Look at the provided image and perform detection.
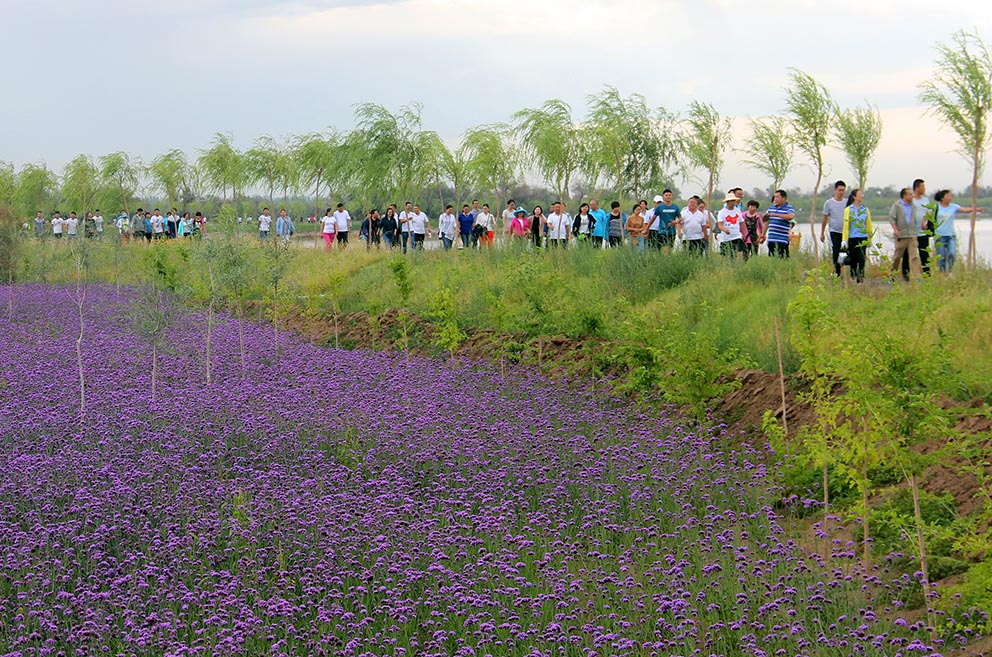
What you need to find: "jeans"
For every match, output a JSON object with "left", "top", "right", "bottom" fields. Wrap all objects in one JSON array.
[
  {"left": 459, "top": 233, "right": 470, "bottom": 248},
  {"left": 383, "top": 233, "right": 396, "bottom": 249},
  {"left": 401, "top": 231, "right": 410, "bottom": 254},
  {"left": 936, "top": 235, "right": 956, "bottom": 272},
  {"left": 441, "top": 236, "right": 453, "bottom": 251}
]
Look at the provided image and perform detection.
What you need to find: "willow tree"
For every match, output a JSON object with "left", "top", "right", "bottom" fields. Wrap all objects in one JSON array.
[
  {"left": 834, "top": 104, "right": 883, "bottom": 190},
  {"left": 149, "top": 149, "right": 190, "bottom": 210},
  {"left": 919, "top": 29, "right": 992, "bottom": 268},
  {"left": 685, "top": 101, "right": 733, "bottom": 243},
  {"left": 294, "top": 131, "right": 338, "bottom": 221},
  {"left": 244, "top": 136, "right": 281, "bottom": 208},
  {"left": 784, "top": 69, "right": 834, "bottom": 258},
  {"left": 197, "top": 132, "right": 244, "bottom": 208},
  {"left": 0, "top": 162, "right": 14, "bottom": 212},
  {"left": 61, "top": 155, "right": 100, "bottom": 217},
  {"left": 99, "top": 151, "right": 141, "bottom": 215},
  {"left": 742, "top": 116, "right": 794, "bottom": 193},
  {"left": 351, "top": 102, "right": 431, "bottom": 208},
  {"left": 440, "top": 143, "right": 473, "bottom": 211},
  {"left": 462, "top": 123, "right": 518, "bottom": 213},
  {"left": 583, "top": 86, "right": 674, "bottom": 202},
  {"left": 513, "top": 99, "right": 582, "bottom": 202},
  {"left": 15, "top": 163, "right": 58, "bottom": 219}
]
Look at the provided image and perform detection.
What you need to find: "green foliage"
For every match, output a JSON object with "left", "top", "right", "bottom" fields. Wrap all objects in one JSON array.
[
  {"left": 428, "top": 286, "right": 466, "bottom": 356},
  {"left": 742, "top": 116, "right": 794, "bottom": 192}
]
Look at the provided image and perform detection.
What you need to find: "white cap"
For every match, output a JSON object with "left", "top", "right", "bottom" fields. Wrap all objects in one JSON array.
[{"left": 653, "top": 195, "right": 664, "bottom": 203}]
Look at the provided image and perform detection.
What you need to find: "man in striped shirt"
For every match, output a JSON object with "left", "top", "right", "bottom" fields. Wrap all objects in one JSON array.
[{"left": 761, "top": 189, "right": 795, "bottom": 258}]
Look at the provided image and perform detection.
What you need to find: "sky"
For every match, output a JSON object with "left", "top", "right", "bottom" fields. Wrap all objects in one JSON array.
[{"left": 3, "top": 0, "right": 992, "bottom": 196}]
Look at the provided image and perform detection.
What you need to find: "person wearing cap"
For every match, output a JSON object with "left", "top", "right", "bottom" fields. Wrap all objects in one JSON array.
[
  {"left": 510, "top": 207, "right": 528, "bottom": 240},
  {"left": 717, "top": 192, "right": 745, "bottom": 257}
]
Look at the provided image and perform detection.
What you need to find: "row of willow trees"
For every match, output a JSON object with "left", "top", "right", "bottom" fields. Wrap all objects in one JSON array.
[{"left": 1, "top": 30, "right": 990, "bottom": 265}]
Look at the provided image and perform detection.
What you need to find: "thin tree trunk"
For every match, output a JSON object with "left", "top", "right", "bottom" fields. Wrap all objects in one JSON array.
[
  {"left": 334, "top": 312, "right": 340, "bottom": 350},
  {"left": 314, "top": 180, "right": 321, "bottom": 249},
  {"left": 775, "top": 317, "right": 789, "bottom": 448},
  {"left": 810, "top": 166, "right": 823, "bottom": 260},
  {"left": 970, "top": 158, "right": 979, "bottom": 268},
  {"left": 273, "top": 280, "right": 280, "bottom": 368},
  {"left": 238, "top": 301, "right": 246, "bottom": 376},
  {"left": 910, "top": 473, "right": 936, "bottom": 640},
  {"left": 76, "top": 294, "right": 86, "bottom": 423},
  {"left": 862, "top": 470, "right": 871, "bottom": 567},
  {"left": 822, "top": 462, "right": 829, "bottom": 519},
  {"left": 7, "top": 267, "right": 13, "bottom": 322},
  {"left": 151, "top": 343, "right": 158, "bottom": 403}
]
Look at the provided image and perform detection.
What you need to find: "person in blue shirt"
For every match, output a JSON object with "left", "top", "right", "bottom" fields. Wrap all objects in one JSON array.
[
  {"left": 933, "top": 189, "right": 983, "bottom": 272},
  {"left": 761, "top": 189, "right": 796, "bottom": 258},
  {"left": 457, "top": 204, "right": 474, "bottom": 249},
  {"left": 651, "top": 189, "right": 680, "bottom": 250},
  {"left": 589, "top": 199, "right": 609, "bottom": 248}
]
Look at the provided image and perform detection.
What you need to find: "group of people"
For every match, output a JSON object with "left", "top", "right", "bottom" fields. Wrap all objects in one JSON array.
[{"left": 28, "top": 179, "right": 977, "bottom": 281}]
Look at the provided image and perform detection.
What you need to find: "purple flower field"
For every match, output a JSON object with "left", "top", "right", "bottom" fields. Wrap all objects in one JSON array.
[{"left": 0, "top": 285, "right": 969, "bottom": 656}]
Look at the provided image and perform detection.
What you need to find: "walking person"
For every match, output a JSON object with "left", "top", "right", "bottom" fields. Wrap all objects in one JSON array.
[
  {"left": 258, "top": 208, "right": 273, "bottom": 239},
  {"left": 529, "top": 205, "right": 545, "bottom": 249},
  {"left": 717, "top": 193, "right": 745, "bottom": 257},
  {"left": 510, "top": 207, "right": 528, "bottom": 242},
  {"left": 626, "top": 203, "right": 646, "bottom": 250},
  {"left": 51, "top": 212, "right": 65, "bottom": 239},
  {"left": 903, "top": 178, "right": 932, "bottom": 277},
  {"left": 409, "top": 204, "right": 430, "bottom": 250},
  {"left": 276, "top": 208, "right": 295, "bottom": 242},
  {"left": 589, "top": 199, "right": 609, "bottom": 248},
  {"left": 475, "top": 204, "right": 495, "bottom": 249},
  {"left": 606, "top": 202, "right": 625, "bottom": 248},
  {"left": 889, "top": 187, "right": 922, "bottom": 282},
  {"left": 571, "top": 202, "right": 595, "bottom": 243},
  {"left": 501, "top": 199, "right": 517, "bottom": 241},
  {"left": 678, "top": 196, "right": 709, "bottom": 255},
  {"left": 820, "top": 180, "right": 848, "bottom": 275},
  {"left": 761, "top": 190, "right": 796, "bottom": 258},
  {"left": 545, "top": 202, "right": 571, "bottom": 247},
  {"left": 398, "top": 201, "right": 414, "bottom": 254},
  {"left": 457, "top": 205, "right": 474, "bottom": 249},
  {"left": 438, "top": 205, "right": 457, "bottom": 251},
  {"left": 933, "top": 189, "right": 982, "bottom": 273},
  {"left": 33, "top": 211, "right": 45, "bottom": 238},
  {"left": 842, "top": 188, "right": 874, "bottom": 284},
  {"left": 742, "top": 201, "right": 763, "bottom": 258},
  {"left": 333, "top": 203, "right": 352, "bottom": 248},
  {"left": 320, "top": 208, "right": 336, "bottom": 249},
  {"left": 380, "top": 207, "right": 398, "bottom": 249},
  {"left": 650, "top": 190, "right": 680, "bottom": 250}
]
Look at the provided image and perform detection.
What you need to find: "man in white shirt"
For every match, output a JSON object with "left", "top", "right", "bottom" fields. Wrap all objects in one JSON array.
[
  {"left": 545, "top": 202, "right": 570, "bottom": 247},
  {"left": 410, "top": 203, "right": 430, "bottom": 250},
  {"left": 678, "top": 196, "right": 709, "bottom": 255},
  {"left": 398, "top": 201, "right": 414, "bottom": 254},
  {"left": 258, "top": 207, "right": 273, "bottom": 239},
  {"left": 66, "top": 212, "right": 79, "bottom": 238},
  {"left": 151, "top": 209, "right": 165, "bottom": 239},
  {"left": 93, "top": 209, "right": 104, "bottom": 239},
  {"left": 51, "top": 212, "right": 65, "bottom": 238},
  {"left": 333, "top": 203, "right": 352, "bottom": 248}
]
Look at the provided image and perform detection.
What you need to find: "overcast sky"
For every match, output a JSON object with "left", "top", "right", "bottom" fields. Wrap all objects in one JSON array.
[{"left": 3, "top": 0, "right": 992, "bottom": 196}]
